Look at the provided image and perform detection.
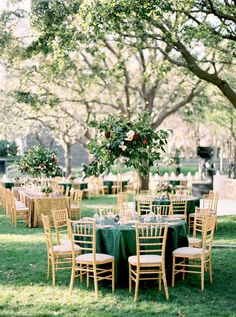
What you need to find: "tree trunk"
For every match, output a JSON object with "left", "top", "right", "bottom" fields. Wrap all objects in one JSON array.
[
  {"left": 64, "top": 142, "right": 72, "bottom": 177},
  {"left": 138, "top": 170, "right": 150, "bottom": 191}
]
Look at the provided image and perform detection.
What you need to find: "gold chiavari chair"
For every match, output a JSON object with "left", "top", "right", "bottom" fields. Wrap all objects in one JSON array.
[
  {"left": 97, "top": 177, "right": 109, "bottom": 195},
  {"left": 211, "top": 191, "right": 219, "bottom": 230},
  {"left": 128, "top": 223, "right": 169, "bottom": 302},
  {"left": 188, "top": 191, "right": 217, "bottom": 233},
  {"left": 117, "top": 191, "right": 128, "bottom": 213},
  {"left": 111, "top": 181, "right": 120, "bottom": 194},
  {"left": 67, "top": 220, "right": 115, "bottom": 298},
  {"left": 41, "top": 214, "right": 80, "bottom": 286},
  {"left": 0, "top": 186, "right": 6, "bottom": 211},
  {"left": 172, "top": 215, "right": 216, "bottom": 291},
  {"left": 170, "top": 198, "right": 187, "bottom": 221},
  {"left": 136, "top": 195, "right": 153, "bottom": 216},
  {"left": 98, "top": 205, "right": 119, "bottom": 216},
  {"left": 152, "top": 204, "right": 172, "bottom": 216},
  {"left": 188, "top": 207, "right": 212, "bottom": 247},
  {"left": 52, "top": 208, "right": 70, "bottom": 245},
  {"left": 69, "top": 189, "right": 83, "bottom": 220},
  {"left": 9, "top": 191, "right": 29, "bottom": 227},
  {"left": 52, "top": 183, "right": 64, "bottom": 195}
]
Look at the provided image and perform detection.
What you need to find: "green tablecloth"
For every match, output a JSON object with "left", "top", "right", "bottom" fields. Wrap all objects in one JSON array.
[
  {"left": 1, "top": 181, "right": 20, "bottom": 189},
  {"left": 59, "top": 182, "right": 88, "bottom": 193},
  {"left": 95, "top": 220, "right": 188, "bottom": 286},
  {"left": 103, "top": 180, "right": 128, "bottom": 194},
  {"left": 169, "top": 180, "right": 180, "bottom": 187}
]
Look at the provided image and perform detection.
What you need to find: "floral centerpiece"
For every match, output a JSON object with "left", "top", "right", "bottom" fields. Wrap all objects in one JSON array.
[
  {"left": 18, "top": 145, "right": 62, "bottom": 177},
  {"left": 87, "top": 112, "right": 168, "bottom": 177},
  {"left": 156, "top": 182, "right": 174, "bottom": 194}
]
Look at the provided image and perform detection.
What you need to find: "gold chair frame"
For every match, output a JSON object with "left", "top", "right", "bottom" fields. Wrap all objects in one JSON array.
[
  {"left": 172, "top": 215, "right": 216, "bottom": 291},
  {"left": 67, "top": 220, "right": 115, "bottom": 298},
  {"left": 128, "top": 223, "right": 169, "bottom": 302}
]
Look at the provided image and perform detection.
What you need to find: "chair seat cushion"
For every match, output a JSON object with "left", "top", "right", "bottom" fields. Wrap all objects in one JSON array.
[
  {"left": 16, "top": 207, "right": 29, "bottom": 212},
  {"left": 76, "top": 253, "right": 114, "bottom": 263},
  {"left": 172, "top": 214, "right": 185, "bottom": 219},
  {"left": 173, "top": 247, "right": 208, "bottom": 257},
  {"left": 128, "top": 254, "right": 162, "bottom": 265},
  {"left": 188, "top": 237, "right": 201, "bottom": 246},
  {"left": 70, "top": 204, "right": 80, "bottom": 209},
  {"left": 52, "top": 243, "right": 80, "bottom": 253}
]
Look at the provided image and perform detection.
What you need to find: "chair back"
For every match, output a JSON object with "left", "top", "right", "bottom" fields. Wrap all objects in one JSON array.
[
  {"left": 211, "top": 191, "right": 219, "bottom": 215},
  {"left": 71, "top": 189, "right": 83, "bottom": 204},
  {"left": 140, "top": 190, "right": 152, "bottom": 195},
  {"left": 67, "top": 220, "right": 96, "bottom": 262},
  {"left": 117, "top": 191, "right": 128, "bottom": 213},
  {"left": 152, "top": 204, "right": 172, "bottom": 216},
  {"left": 136, "top": 195, "right": 152, "bottom": 215},
  {"left": 193, "top": 207, "right": 212, "bottom": 238},
  {"left": 52, "top": 208, "right": 69, "bottom": 244},
  {"left": 175, "top": 188, "right": 191, "bottom": 196},
  {"left": 5, "top": 189, "right": 12, "bottom": 216},
  {"left": 135, "top": 223, "right": 168, "bottom": 263},
  {"left": 41, "top": 214, "right": 53, "bottom": 254},
  {"left": 201, "top": 192, "right": 214, "bottom": 209},
  {"left": 0, "top": 186, "right": 7, "bottom": 211},
  {"left": 170, "top": 199, "right": 187, "bottom": 219},
  {"left": 98, "top": 205, "right": 119, "bottom": 216},
  {"left": 201, "top": 215, "right": 216, "bottom": 255}
]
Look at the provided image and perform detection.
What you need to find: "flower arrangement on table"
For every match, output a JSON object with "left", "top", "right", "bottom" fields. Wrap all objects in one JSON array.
[
  {"left": 86, "top": 112, "right": 168, "bottom": 176},
  {"left": 156, "top": 182, "right": 174, "bottom": 194},
  {"left": 41, "top": 185, "right": 53, "bottom": 195},
  {"left": 18, "top": 145, "right": 62, "bottom": 177}
]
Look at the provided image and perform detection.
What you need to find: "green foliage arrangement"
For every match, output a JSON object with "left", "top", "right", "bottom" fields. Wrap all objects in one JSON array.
[
  {"left": 18, "top": 145, "right": 62, "bottom": 177},
  {"left": 41, "top": 185, "right": 53, "bottom": 194},
  {"left": 87, "top": 113, "right": 168, "bottom": 176},
  {"left": 0, "top": 140, "right": 18, "bottom": 157}
]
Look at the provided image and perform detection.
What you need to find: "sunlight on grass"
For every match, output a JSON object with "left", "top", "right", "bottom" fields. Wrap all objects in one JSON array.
[{"left": 0, "top": 198, "right": 236, "bottom": 316}]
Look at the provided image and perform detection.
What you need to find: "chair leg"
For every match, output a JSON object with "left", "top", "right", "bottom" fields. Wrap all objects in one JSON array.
[
  {"left": 134, "top": 269, "right": 140, "bottom": 303},
  {"left": 182, "top": 259, "right": 186, "bottom": 280},
  {"left": 86, "top": 265, "right": 89, "bottom": 288},
  {"left": 215, "top": 217, "right": 218, "bottom": 231},
  {"left": 47, "top": 256, "right": 50, "bottom": 279},
  {"left": 129, "top": 263, "right": 132, "bottom": 293},
  {"left": 201, "top": 260, "right": 205, "bottom": 291},
  {"left": 112, "top": 260, "right": 115, "bottom": 293},
  {"left": 80, "top": 264, "right": 83, "bottom": 284},
  {"left": 93, "top": 265, "right": 98, "bottom": 299},
  {"left": 172, "top": 256, "right": 176, "bottom": 287},
  {"left": 162, "top": 266, "right": 169, "bottom": 300},
  {"left": 51, "top": 258, "right": 56, "bottom": 286},
  {"left": 209, "top": 257, "right": 213, "bottom": 285},
  {"left": 69, "top": 267, "right": 75, "bottom": 296}
]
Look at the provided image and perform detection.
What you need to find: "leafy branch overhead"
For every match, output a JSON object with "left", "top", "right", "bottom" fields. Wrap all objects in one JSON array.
[{"left": 87, "top": 112, "right": 168, "bottom": 176}]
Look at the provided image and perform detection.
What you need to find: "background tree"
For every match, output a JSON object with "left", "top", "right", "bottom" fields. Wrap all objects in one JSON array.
[{"left": 80, "top": 0, "right": 236, "bottom": 107}]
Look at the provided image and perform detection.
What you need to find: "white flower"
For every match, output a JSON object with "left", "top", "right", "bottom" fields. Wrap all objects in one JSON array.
[
  {"left": 125, "top": 130, "right": 135, "bottom": 141},
  {"left": 119, "top": 141, "right": 127, "bottom": 151}
]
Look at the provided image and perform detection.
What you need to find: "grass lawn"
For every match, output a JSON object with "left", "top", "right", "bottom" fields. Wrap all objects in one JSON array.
[{"left": 0, "top": 196, "right": 236, "bottom": 317}]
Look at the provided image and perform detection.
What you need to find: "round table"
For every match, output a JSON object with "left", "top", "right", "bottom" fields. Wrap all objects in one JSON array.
[{"left": 93, "top": 219, "right": 188, "bottom": 286}]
